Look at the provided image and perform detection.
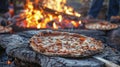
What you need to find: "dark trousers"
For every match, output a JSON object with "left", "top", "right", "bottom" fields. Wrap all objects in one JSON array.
[
  {"left": 88, "top": 0, "right": 119, "bottom": 20},
  {"left": 107, "top": 0, "right": 119, "bottom": 20},
  {"left": 0, "top": 0, "right": 9, "bottom": 13}
]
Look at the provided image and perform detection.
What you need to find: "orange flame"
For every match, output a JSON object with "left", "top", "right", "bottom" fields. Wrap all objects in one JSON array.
[
  {"left": 37, "top": 23, "right": 41, "bottom": 29},
  {"left": 58, "top": 15, "right": 62, "bottom": 22},
  {"left": 71, "top": 21, "right": 79, "bottom": 27},
  {"left": 78, "top": 21, "right": 82, "bottom": 24},
  {"left": 53, "top": 22, "right": 58, "bottom": 29},
  {"left": 43, "top": 0, "right": 80, "bottom": 17},
  {"left": 18, "top": 0, "right": 81, "bottom": 29}
]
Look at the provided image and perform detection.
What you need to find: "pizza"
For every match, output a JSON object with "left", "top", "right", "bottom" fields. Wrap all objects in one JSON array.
[
  {"left": 30, "top": 31, "right": 104, "bottom": 57},
  {"left": 0, "top": 25, "right": 12, "bottom": 33},
  {"left": 85, "top": 22, "right": 119, "bottom": 30},
  {"left": 111, "top": 16, "right": 120, "bottom": 20}
]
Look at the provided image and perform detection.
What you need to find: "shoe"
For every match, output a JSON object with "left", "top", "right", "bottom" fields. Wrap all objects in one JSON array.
[
  {"left": 82, "top": 15, "right": 95, "bottom": 23},
  {"left": 110, "top": 16, "right": 120, "bottom": 23},
  {"left": 85, "top": 15, "right": 94, "bottom": 20}
]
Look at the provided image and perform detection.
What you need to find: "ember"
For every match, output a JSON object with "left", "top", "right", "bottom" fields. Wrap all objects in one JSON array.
[{"left": 16, "top": 0, "right": 81, "bottom": 29}]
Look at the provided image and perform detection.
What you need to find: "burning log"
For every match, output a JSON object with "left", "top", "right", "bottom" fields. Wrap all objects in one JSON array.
[
  {"left": 12, "top": 0, "right": 82, "bottom": 29},
  {"left": 24, "top": 0, "right": 81, "bottom": 20},
  {"left": 41, "top": 6, "right": 81, "bottom": 20}
]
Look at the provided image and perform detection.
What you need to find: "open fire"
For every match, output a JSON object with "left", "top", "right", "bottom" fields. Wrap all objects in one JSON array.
[{"left": 16, "top": 0, "right": 81, "bottom": 29}]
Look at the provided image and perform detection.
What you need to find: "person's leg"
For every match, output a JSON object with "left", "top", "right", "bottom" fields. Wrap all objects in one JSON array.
[
  {"left": 107, "top": 0, "right": 119, "bottom": 21},
  {"left": 0, "top": 0, "right": 9, "bottom": 13},
  {"left": 88, "top": 0, "right": 104, "bottom": 18},
  {"left": 0, "top": 0, "right": 10, "bottom": 26}
]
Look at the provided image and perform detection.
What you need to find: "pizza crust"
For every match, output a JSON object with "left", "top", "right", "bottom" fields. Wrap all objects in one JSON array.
[{"left": 30, "top": 31, "right": 104, "bottom": 57}]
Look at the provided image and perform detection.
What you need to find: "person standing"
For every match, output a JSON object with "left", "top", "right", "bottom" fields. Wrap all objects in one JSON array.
[
  {"left": 0, "top": 0, "right": 9, "bottom": 14},
  {"left": 87, "top": 0, "right": 119, "bottom": 21}
]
